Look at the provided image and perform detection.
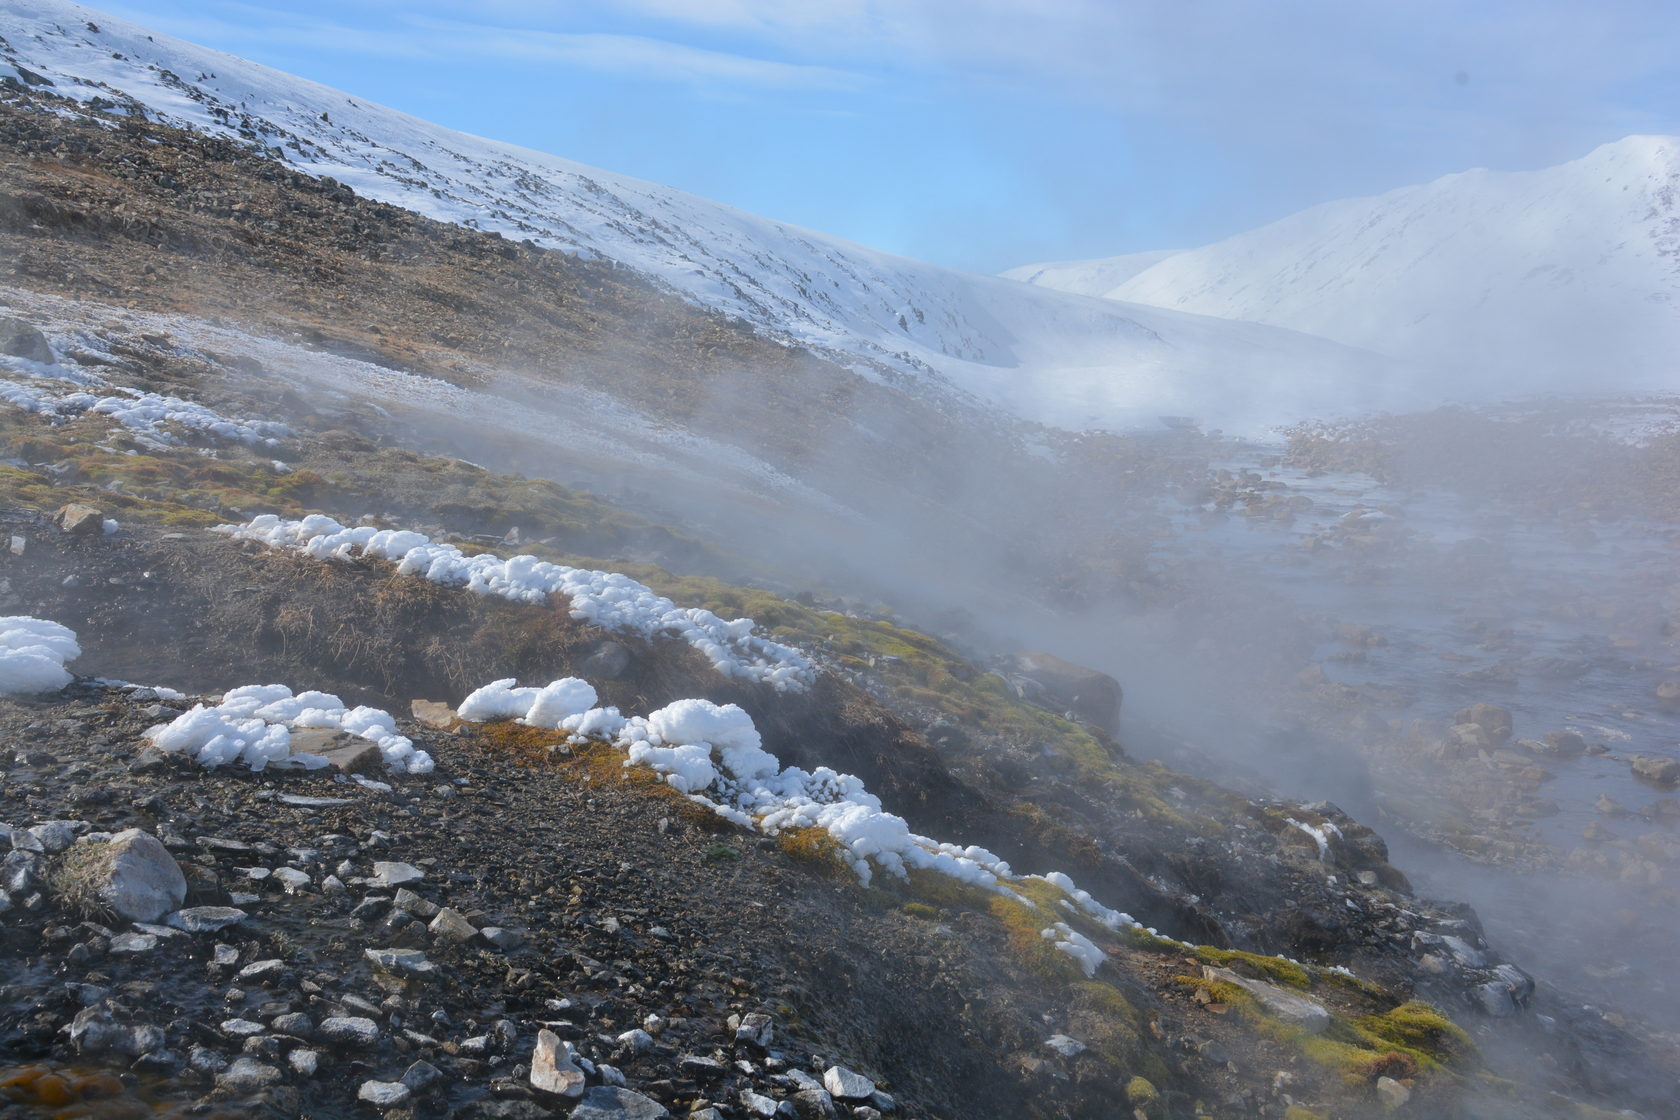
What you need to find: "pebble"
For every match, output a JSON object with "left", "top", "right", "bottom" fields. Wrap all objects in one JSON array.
[
  {"left": 734, "top": 1011, "right": 774, "bottom": 1048},
  {"left": 272, "top": 867, "right": 311, "bottom": 892},
  {"left": 429, "top": 906, "right": 479, "bottom": 944},
  {"left": 110, "top": 931, "right": 157, "bottom": 953},
  {"left": 740, "top": 1088, "right": 782, "bottom": 1117},
  {"left": 221, "top": 1018, "right": 266, "bottom": 1037},
  {"left": 1044, "top": 1034, "right": 1085, "bottom": 1057},
  {"left": 289, "top": 1049, "right": 321, "bottom": 1076}
]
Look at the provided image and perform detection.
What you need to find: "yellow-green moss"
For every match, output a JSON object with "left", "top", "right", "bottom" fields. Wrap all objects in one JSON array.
[
  {"left": 901, "top": 902, "right": 939, "bottom": 920},
  {"left": 1125, "top": 1076, "right": 1160, "bottom": 1107},
  {"left": 987, "top": 894, "right": 1084, "bottom": 983},
  {"left": 1193, "top": 946, "right": 1312, "bottom": 990},
  {"left": 773, "top": 827, "right": 847, "bottom": 875}
]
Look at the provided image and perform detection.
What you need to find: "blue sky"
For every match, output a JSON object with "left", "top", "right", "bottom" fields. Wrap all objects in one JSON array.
[{"left": 101, "top": 0, "right": 1680, "bottom": 274}]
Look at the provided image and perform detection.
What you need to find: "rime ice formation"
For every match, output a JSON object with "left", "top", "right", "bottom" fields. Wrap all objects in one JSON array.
[{"left": 216, "top": 516, "right": 815, "bottom": 691}]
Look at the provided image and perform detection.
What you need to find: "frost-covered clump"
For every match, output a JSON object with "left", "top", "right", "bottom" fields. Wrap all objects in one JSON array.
[
  {"left": 0, "top": 376, "right": 290, "bottom": 450},
  {"left": 1034, "top": 871, "right": 1141, "bottom": 933},
  {"left": 145, "top": 684, "right": 434, "bottom": 773},
  {"left": 0, "top": 616, "right": 81, "bottom": 696},
  {"left": 218, "top": 515, "right": 814, "bottom": 691},
  {"left": 458, "top": 678, "right": 1009, "bottom": 888},
  {"left": 1042, "top": 922, "right": 1106, "bottom": 977}
]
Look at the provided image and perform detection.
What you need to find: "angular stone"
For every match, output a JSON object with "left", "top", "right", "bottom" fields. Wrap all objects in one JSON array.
[
  {"left": 1376, "top": 1075, "right": 1411, "bottom": 1109},
  {"left": 291, "top": 729, "right": 383, "bottom": 775},
  {"left": 56, "top": 503, "right": 104, "bottom": 536},
  {"left": 0, "top": 315, "right": 54, "bottom": 363},
  {"left": 823, "top": 1066, "right": 875, "bottom": 1100},
  {"left": 110, "top": 931, "right": 157, "bottom": 953},
  {"left": 358, "top": 1079, "right": 411, "bottom": 1108},
  {"left": 735, "top": 1011, "right": 774, "bottom": 1047},
  {"left": 428, "top": 906, "right": 479, "bottom": 945},
  {"left": 168, "top": 905, "right": 249, "bottom": 933},
  {"left": 221, "top": 1018, "right": 266, "bottom": 1038},
  {"left": 237, "top": 959, "right": 285, "bottom": 983},
  {"left": 277, "top": 794, "right": 354, "bottom": 808},
  {"left": 1203, "top": 967, "right": 1331, "bottom": 1034},
  {"left": 392, "top": 888, "right": 438, "bottom": 918},
  {"left": 318, "top": 1015, "right": 380, "bottom": 1047},
  {"left": 529, "top": 1029, "right": 586, "bottom": 1099},
  {"left": 217, "top": 1057, "right": 282, "bottom": 1094},
  {"left": 60, "top": 829, "right": 186, "bottom": 923},
  {"left": 481, "top": 926, "right": 524, "bottom": 950},
  {"left": 1044, "top": 1034, "right": 1085, "bottom": 1057},
  {"left": 289, "top": 1049, "right": 320, "bottom": 1076},
  {"left": 740, "top": 1089, "right": 781, "bottom": 1118},
  {"left": 410, "top": 700, "right": 458, "bottom": 729},
  {"left": 366, "top": 946, "right": 435, "bottom": 976},
  {"left": 272, "top": 867, "right": 311, "bottom": 893},
  {"left": 792, "top": 1090, "right": 838, "bottom": 1120},
  {"left": 27, "top": 820, "right": 80, "bottom": 854},
  {"left": 569, "top": 1086, "right": 670, "bottom": 1120},
  {"left": 402, "top": 1059, "right": 445, "bottom": 1092},
  {"left": 369, "top": 861, "right": 424, "bottom": 887},
  {"left": 1631, "top": 755, "right": 1680, "bottom": 786}
]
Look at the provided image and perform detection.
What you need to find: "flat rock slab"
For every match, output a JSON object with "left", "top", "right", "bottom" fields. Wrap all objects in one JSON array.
[
  {"left": 277, "top": 793, "right": 355, "bottom": 808},
  {"left": 410, "top": 700, "right": 458, "bottom": 729},
  {"left": 167, "top": 905, "right": 248, "bottom": 933},
  {"left": 370, "top": 861, "right": 424, "bottom": 887},
  {"left": 1203, "top": 966, "right": 1331, "bottom": 1034},
  {"left": 570, "top": 1087, "right": 670, "bottom": 1120},
  {"left": 366, "top": 947, "right": 436, "bottom": 977},
  {"left": 291, "top": 729, "right": 383, "bottom": 775}
]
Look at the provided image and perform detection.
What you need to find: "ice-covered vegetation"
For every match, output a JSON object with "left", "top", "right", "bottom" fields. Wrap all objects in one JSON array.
[
  {"left": 456, "top": 673, "right": 1156, "bottom": 964},
  {"left": 0, "top": 362, "right": 290, "bottom": 450},
  {"left": 144, "top": 684, "right": 434, "bottom": 774},
  {"left": 218, "top": 515, "right": 814, "bottom": 691},
  {"left": 0, "top": 616, "right": 80, "bottom": 696}
]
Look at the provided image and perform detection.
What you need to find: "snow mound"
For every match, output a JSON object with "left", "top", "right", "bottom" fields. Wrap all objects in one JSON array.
[
  {"left": 1042, "top": 923, "right": 1106, "bottom": 977},
  {"left": 145, "top": 684, "right": 434, "bottom": 773},
  {"left": 0, "top": 616, "right": 81, "bottom": 696},
  {"left": 216, "top": 515, "right": 814, "bottom": 691}
]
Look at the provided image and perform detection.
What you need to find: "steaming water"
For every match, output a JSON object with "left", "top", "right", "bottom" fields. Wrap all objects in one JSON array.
[{"left": 1143, "top": 437, "right": 1680, "bottom": 1024}]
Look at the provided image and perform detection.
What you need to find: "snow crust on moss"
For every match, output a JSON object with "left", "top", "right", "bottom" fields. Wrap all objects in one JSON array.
[
  {"left": 0, "top": 368, "right": 290, "bottom": 450},
  {"left": 144, "top": 684, "right": 434, "bottom": 774},
  {"left": 0, "top": 616, "right": 81, "bottom": 696},
  {"left": 461, "top": 677, "right": 1020, "bottom": 891},
  {"left": 216, "top": 515, "right": 814, "bottom": 691},
  {"left": 1042, "top": 922, "right": 1106, "bottom": 977}
]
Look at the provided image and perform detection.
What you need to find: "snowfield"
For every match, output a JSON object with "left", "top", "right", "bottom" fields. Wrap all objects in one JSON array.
[
  {"left": 0, "top": 0, "right": 1407, "bottom": 433},
  {"left": 217, "top": 515, "right": 815, "bottom": 691},
  {"left": 1009, "top": 136, "right": 1680, "bottom": 392}
]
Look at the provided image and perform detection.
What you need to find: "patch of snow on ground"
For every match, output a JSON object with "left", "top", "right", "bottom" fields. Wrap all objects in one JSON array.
[
  {"left": 0, "top": 616, "right": 80, "bottom": 696},
  {"left": 0, "top": 355, "right": 290, "bottom": 449},
  {"left": 145, "top": 684, "right": 434, "bottom": 774},
  {"left": 1042, "top": 922, "right": 1106, "bottom": 977},
  {"left": 217, "top": 515, "right": 815, "bottom": 691}
]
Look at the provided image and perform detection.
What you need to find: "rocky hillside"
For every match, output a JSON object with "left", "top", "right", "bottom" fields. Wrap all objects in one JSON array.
[
  {"left": 0, "top": 16, "right": 1677, "bottom": 1120},
  {"left": 0, "top": 0, "right": 1411, "bottom": 434}
]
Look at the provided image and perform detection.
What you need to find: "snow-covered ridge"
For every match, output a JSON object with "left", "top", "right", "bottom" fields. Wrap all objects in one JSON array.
[
  {"left": 216, "top": 515, "right": 815, "bottom": 691},
  {"left": 0, "top": 0, "right": 1401, "bottom": 433},
  {"left": 1008, "top": 136, "right": 1680, "bottom": 390}
]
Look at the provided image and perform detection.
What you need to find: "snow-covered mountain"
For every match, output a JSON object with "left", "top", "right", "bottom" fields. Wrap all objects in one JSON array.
[
  {"left": 0, "top": 0, "right": 1415, "bottom": 433},
  {"left": 1007, "top": 140, "right": 1680, "bottom": 389}
]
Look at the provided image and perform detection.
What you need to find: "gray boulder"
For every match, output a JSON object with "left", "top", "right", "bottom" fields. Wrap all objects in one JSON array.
[
  {"left": 56, "top": 829, "right": 186, "bottom": 922},
  {"left": 0, "top": 316, "right": 53, "bottom": 364},
  {"left": 570, "top": 1086, "right": 670, "bottom": 1120}
]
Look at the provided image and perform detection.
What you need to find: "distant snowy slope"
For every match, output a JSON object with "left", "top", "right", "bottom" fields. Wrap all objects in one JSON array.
[
  {"left": 1009, "top": 139, "right": 1680, "bottom": 387},
  {"left": 0, "top": 0, "right": 1412, "bottom": 432},
  {"left": 1000, "top": 250, "right": 1180, "bottom": 298}
]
